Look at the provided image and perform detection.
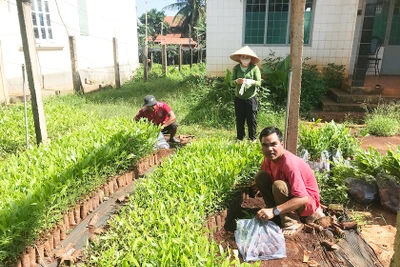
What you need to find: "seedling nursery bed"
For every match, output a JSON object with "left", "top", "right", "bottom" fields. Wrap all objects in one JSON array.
[
  {"left": 13, "top": 144, "right": 386, "bottom": 267},
  {"left": 15, "top": 148, "right": 174, "bottom": 267}
]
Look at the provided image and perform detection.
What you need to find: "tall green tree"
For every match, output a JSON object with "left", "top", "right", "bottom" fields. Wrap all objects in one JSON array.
[
  {"left": 138, "top": 8, "right": 171, "bottom": 45},
  {"left": 163, "top": 0, "right": 205, "bottom": 38},
  {"left": 193, "top": 17, "right": 206, "bottom": 46}
]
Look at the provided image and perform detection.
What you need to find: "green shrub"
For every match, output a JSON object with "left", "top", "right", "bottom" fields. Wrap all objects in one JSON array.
[
  {"left": 260, "top": 54, "right": 327, "bottom": 116},
  {"left": 322, "top": 63, "right": 346, "bottom": 89},
  {"left": 382, "top": 148, "right": 400, "bottom": 182},
  {"left": 352, "top": 147, "right": 384, "bottom": 177},
  {"left": 300, "top": 61, "right": 327, "bottom": 115},
  {"left": 261, "top": 54, "right": 290, "bottom": 109},
  {"left": 365, "top": 115, "right": 399, "bottom": 136},
  {"left": 298, "top": 121, "right": 360, "bottom": 160},
  {"left": 181, "top": 70, "right": 235, "bottom": 128},
  {"left": 364, "top": 101, "right": 400, "bottom": 136},
  {"left": 316, "top": 170, "right": 351, "bottom": 205}
]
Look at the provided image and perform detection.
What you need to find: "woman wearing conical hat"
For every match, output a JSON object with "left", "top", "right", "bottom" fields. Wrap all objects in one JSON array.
[{"left": 230, "top": 46, "right": 262, "bottom": 141}]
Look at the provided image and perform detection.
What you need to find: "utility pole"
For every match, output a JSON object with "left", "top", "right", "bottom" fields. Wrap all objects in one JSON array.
[
  {"left": 178, "top": 45, "right": 182, "bottom": 71},
  {"left": 113, "top": 37, "right": 121, "bottom": 88},
  {"left": 162, "top": 45, "right": 167, "bottom": 75},
  {"left": 0, "top": 41, "right": 9, "bottom": 104},
  {"left": 143, "top": 0, "right": 149, "bottom": 81},
  {"left": 161, "top": 21, "right": 167, "bottom": 74},
  {"left": 17, "top": 0, "right": 48, "bottom": 145},
  {"left": 188, "top": 25, "right": 193, "bottom": 68},
  {"left": 69, "top": 36, "right": 84, "bottom": 94},
  {"left": 285, "top": 0, "right": 305, "bottom": 154}
]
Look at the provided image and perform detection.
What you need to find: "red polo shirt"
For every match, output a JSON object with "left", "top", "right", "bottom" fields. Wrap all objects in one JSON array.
[
  {"left": 261, "top": 150, "right": 321, "bottom": 216},
  {"left": 135, "top": 102, "right": 172, "bottom": 126}
]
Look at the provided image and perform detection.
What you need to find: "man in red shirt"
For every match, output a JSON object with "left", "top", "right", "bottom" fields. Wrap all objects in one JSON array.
[
  {"left": 255, "top": 126, "right": 325, "bottom": 236},
  {"left": 134, "top": 95, "right": 180, "bottom": 143}
]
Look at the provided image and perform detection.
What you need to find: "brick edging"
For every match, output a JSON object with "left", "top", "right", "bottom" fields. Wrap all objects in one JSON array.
[{"left": 15, "top": 149, "right": 173, "bottom": 267}]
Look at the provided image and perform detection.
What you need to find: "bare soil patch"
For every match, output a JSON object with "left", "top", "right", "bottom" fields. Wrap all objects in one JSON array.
[
  {"left": 212, "top": 135, "right": 400, "bottom": 266},
  {"left": 359, "top": 135, "right": 400, "bottom": 154},
  {"left": 214, "top": 196, "right": 395, "bottom": 266}
]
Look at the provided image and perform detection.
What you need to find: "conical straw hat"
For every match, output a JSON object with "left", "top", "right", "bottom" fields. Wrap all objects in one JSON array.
[{"left": 230, "top": 46, "right": 260, "bottom": 64}]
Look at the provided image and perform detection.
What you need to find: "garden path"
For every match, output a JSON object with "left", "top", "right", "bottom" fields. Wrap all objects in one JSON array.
[{"left": 359, "top": 135, "right": 400, "bottom": 154}]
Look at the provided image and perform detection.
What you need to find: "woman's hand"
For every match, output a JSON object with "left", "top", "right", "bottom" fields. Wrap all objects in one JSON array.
[{"left": 235, "top": 78, "right": 244, "bottom": 84}]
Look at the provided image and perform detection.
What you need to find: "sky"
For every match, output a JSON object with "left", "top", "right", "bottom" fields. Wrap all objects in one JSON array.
[{"left": 136, "top": 0, "right": 177, "bottom": 18}]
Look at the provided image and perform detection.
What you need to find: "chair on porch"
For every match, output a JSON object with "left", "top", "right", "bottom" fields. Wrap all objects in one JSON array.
[{"left": 368, "top": 36, "right": 382, "bottom": 77}]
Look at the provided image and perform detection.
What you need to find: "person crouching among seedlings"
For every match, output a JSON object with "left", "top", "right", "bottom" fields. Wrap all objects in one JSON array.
[
  {"left": 134, "top": 95, "right": 180, "bottom": 143},
  {"left": 255, "top": 126, "right": 325, "bottom": 236}
]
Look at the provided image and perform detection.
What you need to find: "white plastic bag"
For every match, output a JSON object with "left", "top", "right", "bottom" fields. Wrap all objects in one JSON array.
[
  {"left": 154, "top": 132, "right": 170, "bottom": 150},
  {"left": 320, "top": 150, "right": 330, "bottom": 172},
  {"left": 299, "top": 149, "right": 320, "bottom": 172},
  {"left": 234, "top": 218, "right": 286, "bottom": 262},
  {"left": 239, "top": 83, "right": 245, "bottom": 95},
  {"left": 299, "top": 149, "right": 330, "bottom": 173},
  {"left": 332, "top": 149, "right": 351, "bottom": 166}
]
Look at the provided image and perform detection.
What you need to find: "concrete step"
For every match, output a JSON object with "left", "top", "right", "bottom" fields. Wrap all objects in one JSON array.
[
  {"left": 342, "top": 81, "right": 384, "bottom": 94},
  {"left": 309, "top": 110, "right": 366, "bottom": 123},
  {"left": 327, "top": 88, "right": 400, "bottom": 104},
  {"left": 321, "top": 97, "right": 376, "bottom": 112}
]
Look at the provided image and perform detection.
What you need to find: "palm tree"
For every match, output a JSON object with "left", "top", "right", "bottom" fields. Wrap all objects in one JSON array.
[
  {"left": 163, "top": 0, "right": 205, "bottom": 38},
  {"left": 193, "top": 17, "right": 206, "bottom": 46}
]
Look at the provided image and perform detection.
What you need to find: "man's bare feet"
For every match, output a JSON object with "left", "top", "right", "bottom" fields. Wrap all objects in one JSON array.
[{"left": 282, "top": 223, "right": 304, "bottom": 237}]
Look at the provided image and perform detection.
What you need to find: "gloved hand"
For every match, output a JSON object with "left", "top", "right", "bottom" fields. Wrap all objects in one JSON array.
[
  {"left": 239, "top": 83, "right": 245, "bottom": 95},
  {"left": 244, "top": 79, "right": 256, "bottom": 86}
]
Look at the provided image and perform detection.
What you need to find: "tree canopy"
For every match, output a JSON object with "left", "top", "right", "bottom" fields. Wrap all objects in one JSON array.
[
  {"left": 138, "top": 8, "right": 171, "bottom": 45},
  {"left": 163, "top": 0, "right": 206, "bottom": 39}
]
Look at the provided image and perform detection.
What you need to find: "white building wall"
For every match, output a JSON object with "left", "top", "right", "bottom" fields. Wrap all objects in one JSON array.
[
  {"left": 206, "top": 0, "right": 359, "bottom": 77},
  {"left": 0, "top": 0, "right": 139, "bottom": 95}
]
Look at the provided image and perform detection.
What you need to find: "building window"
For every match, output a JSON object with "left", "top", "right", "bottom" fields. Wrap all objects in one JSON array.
[
  {"left": 78, "top": 0, "right": 89, "bottom": 36},
  {"left": 31, "top": 0, "right": 53, "bottom": 40},
  {"left": 244, "top": 0, "right": 314, "bottom": 45}
]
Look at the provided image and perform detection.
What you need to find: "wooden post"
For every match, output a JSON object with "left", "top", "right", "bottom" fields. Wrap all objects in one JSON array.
[
  {"left": 285, "top": 0, "right": 305, "bottom": 154},
  {"left": 0, "top": 41, "right": 9, "bottom": 104},
  {"left": 17, "top": 0, "right": 48, "bottom": 145},
  {"left": 190, "top": 46, "right": 193, "bottom": 68},
  {"left": 189, "top": 25, "right": 193, "bottom": 68},
  {"left": 69, "top": 36, "right": 83, "bottom": 94},
  {"left": 161, "top": 44, "right": 167, "bottom": 75},
  {"left": 143, "top": 44, "right": 148, "bottom": 81},
  {"left": 113, "top": 37, "right": 120, "bottom": 89},
  {"left": 178, "top": 45, "right": 182, "bottom": 71},
  {"left": 143, "top": 4, "right": 148, "bottom": 82},
  {"left": 149, "top": 52, "right": 154, "bottom": 72}
]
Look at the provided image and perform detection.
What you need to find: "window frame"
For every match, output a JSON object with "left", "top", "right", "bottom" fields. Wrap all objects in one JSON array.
[
  {"left": 31, "top": 0, "right": 53, "bottom": 41},
  {"left": 243, "top": 0, "right": 315, "bottom": 46}
]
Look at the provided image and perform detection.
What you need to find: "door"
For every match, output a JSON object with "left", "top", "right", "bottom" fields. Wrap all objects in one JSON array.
[{"left": 381, "top": 0, "right": 400, "bottom": 74}]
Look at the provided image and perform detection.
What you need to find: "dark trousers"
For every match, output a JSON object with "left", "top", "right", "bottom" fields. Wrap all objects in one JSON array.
[
  {"left": 255, "top": 170, "right": 304, "bottom": 227},
  {"left": 234, "top": 96, "right": 258, "bottom": 140},
  {"left": 161, "top": 122, "right": 178, "bottom": 139}
]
